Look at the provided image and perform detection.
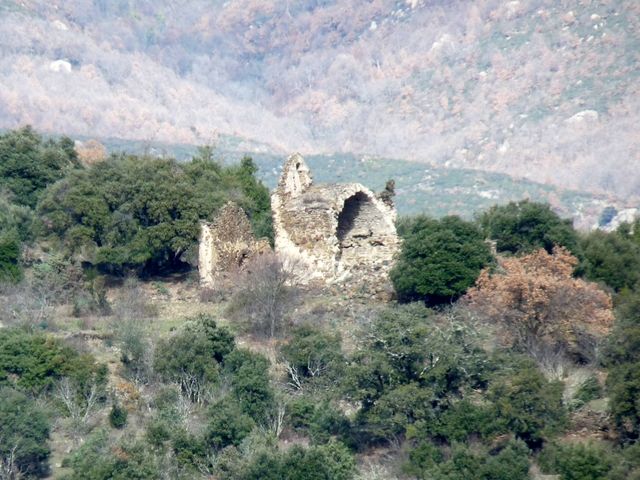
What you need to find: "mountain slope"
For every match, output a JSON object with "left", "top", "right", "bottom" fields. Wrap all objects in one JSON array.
[{"left": 0, "top": 0, "right": 638, "bottom": 199}]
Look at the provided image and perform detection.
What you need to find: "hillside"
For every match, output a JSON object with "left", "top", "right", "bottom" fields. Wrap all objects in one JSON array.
[
  {"left": 0, "top": 0, "right": 638, "bottom": 200},
  {"left": 88, "top": 137, "right": 611, "bottom": 229}
]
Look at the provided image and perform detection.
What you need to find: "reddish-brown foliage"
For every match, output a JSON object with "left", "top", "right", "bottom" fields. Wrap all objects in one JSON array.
[{"left": 465, "top": 247, "right": 614, "bottom": 357}]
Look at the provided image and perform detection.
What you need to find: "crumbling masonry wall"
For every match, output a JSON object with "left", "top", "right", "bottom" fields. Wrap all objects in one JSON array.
[
  {"left": 198, "top": 202, "right": 269, "bottom": 288},
  {"left": 271, "top": 154, "right": 399, "bottom": 294}
]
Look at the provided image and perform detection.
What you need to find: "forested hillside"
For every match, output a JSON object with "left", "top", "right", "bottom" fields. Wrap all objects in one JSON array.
[
  {"left": 0, "top": 0, "right": 638, "bottom": 199},
  {"left": 2, "top": 128, "right": 640, "bottom": 479}
]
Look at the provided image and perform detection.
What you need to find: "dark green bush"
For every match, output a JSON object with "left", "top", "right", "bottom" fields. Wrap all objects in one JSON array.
[
  {"left": 418, "top": 399, "right": 499, "bottom": 443},
  {"left": 145, "top": 418, "right": 172, "bottom": 448},
  {"left": 391, "top": 215, "right": 493, "bottom": 304},
  {"left": 37, "top": 152, "right": 271, "bottom": 275},
  {"left": 605, "top": 292, "right": 640, "bottom": 442},
  {"left": 0, "top": 387, "right": 51, "bottom": 477},
  {"left": 171, "top": 429, "right": 209, "bottom": 467},
  {"left": 0, "top": 127, "right": 79, "bottom": 209},
  {"left": 280, "top": 325, "right": 345, "bottom": 388},
  {"left": 225, "top": 349, "right": 274, "bottom": 422},
  {"left": 287, "top": 396, "right": 317, "bottom": 431},
  {"left": 0, "top": 328, "right": 107, "bottom": 395},
  {"left": 344, "top": 305, "right": 490, "bottom": 448},
  {"left": 65, "top": 430, "right": 160, "bottom": 480},
  {"left": 281, "top": 442, "right": 355, "bottom": 480},
  {"left": 205, "top": 398, "right": 255, "bottom": 449},
  {"left": 308, "top": 402, "right": 352, "bottom": 445},
  {"left": 406, "top": 439, "right": 529, "bottom": 480},
  {"left": 153, "top": 315, "right": 234, "bottom": 402},
  {"left": 580, "top": 230, "right": 640, "bottom": 292},
  {"left": 479, "top": 200, "right": 580, "bottom": 256},
  {"left": 489, "top": 360, "right": 565, "bottom": 448},
  {"left": 0, "top": 229, "right": 22, "bottom": 282},
  {"left": 540, "top": 442, "right": 613, "bottom": 480},
  {"left": 229, "top": 440, "right": 355, "bottom": 480},
  {"left": 109, "top": 403, "right": 128, "bottom": 429}
]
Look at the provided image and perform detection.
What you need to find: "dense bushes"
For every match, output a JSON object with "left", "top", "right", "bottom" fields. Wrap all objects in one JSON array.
[
  {"left": 0, "top": 126, "right": 79, "bottom": 209},
  {"left": 479, "top": 200, "right": 580, "bottom": 256},
  {"left": 466, "top": 247, "right": 614, "bottom": 360},
  {"left": 280, "top": 325, "right": 345, "bottom": 390},
  {"left": 405, "top": 439, "right": 530, "bottom": 480},
  {"left": 153, "top": 314, "right": 235, "bottom": 403},
  {"left": 0, "top": 328, "right": 107, "bottom": 395},
  {"left": 580, "top": 229, "right": 640, "bottom": 292},
  {"left": 391, "top": 215, "right": 493, "bottom": 304},
  {"left": 0, "top": 387, "right": 51, "bottom": 478},
  {"left": 605, "top": 292, "right": 640, "bottom": 442},
  {"left": 0, "top": 230, "right": 22, "bottom": 282},
  {"left": 36, "top": 152, "right": 271, "bottom": 275}
]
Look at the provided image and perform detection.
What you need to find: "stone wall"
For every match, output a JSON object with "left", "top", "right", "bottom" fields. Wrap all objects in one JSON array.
[
  {"left": 198, "top": 201, "right": 269, "bottom": 288},
  {"left": 271, "top": 154, "right": 400, "bottom": 295}
]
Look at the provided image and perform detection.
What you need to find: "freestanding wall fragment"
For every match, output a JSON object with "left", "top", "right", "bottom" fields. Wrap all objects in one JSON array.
[{"left": 198, "top": 202, "right": 269, "bottom": 288}]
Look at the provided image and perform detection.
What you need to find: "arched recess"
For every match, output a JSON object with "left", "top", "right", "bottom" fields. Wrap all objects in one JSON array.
[{"left": 336, "top": 191, "right": 392, "bottom": 263}]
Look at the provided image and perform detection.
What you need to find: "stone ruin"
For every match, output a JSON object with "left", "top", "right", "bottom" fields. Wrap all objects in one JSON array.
[
  {"left": 271, "top": 153, "right": 399, "bottom": 294},
  {"left": 198, "top": 201, "right": 270, "bottom": 288},
  {"left": 198, "top": 154, "right": 400, "bottom": 295}
]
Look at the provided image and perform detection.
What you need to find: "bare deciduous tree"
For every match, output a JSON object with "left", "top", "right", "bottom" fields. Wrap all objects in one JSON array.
[
  {"left": 57, "top": 377, "right": 100, "bottom": 440},
  {"left": 226, "top": 253, "right": 300, "bottom": 338},
  {"left": 112, "top": 278, "right": 157, "bottom": 384},
  {"left": 0, "top": 444, "right": 22, "bottom": 480}
]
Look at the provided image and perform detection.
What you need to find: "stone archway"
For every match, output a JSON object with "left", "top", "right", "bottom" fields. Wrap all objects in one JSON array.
[{"left": 336, "top": 191, "right": 393, "bottom": 264}]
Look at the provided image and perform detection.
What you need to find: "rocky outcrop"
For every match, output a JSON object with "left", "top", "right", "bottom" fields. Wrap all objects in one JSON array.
[
  {"left": 198, "top": 202, "right": 270, "bottom": 288},
  {"left": 271, "top": 154, "right": 400, "bottom": 296}
]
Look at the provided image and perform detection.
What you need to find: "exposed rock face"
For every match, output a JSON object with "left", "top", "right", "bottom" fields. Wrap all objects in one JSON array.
[
  {"left": 198, "top": 202, "right": 269, "bottom": 288},
  {"left": 271, "top": 153, "right": 400, "bottom": 294}
]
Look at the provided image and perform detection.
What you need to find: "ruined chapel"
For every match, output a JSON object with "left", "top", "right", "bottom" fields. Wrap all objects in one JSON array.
[
  {"left": 271, "top": 154, "right": 399, "bottom": 291},
  {"left": 199, "top": 153, "right": 400, "bottom": 294}
]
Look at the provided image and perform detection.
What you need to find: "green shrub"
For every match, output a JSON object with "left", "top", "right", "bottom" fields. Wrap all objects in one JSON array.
[
  {"left": 225, "top": 349, "right": 274, "bottom": 422},
  {"left": 153, "top": 315, "right": 234, "bottom": 403},
  {"left": 65, "top": 430, "right": 160, "bottom": 480},
  {"left": 405, "top": 440, "right": 530, "bottom": 480},
  {"left": 540, "top": 442, "right": 613, "bottom": 480},
  {"left": 479, "top": 200, "right": 580, "bottom": 256},
  {"left": 607, "top": 361, "right": 640, "bottom": 442},
  {"left": 580, "top": 230, "right": 640, "bottom": 292},
  {"left": 308, "top": 402, "right": 351, "bottom": 445},
  {"left": 344, "top": 305, "right": 490, "bottom": 447},
  {"left": 356, "top": 382, "right": 435, "bottom": 443},
  {"left": 0, "top": 229, "right": 22, "bottom": 282},
  {"left": 489, "top": 360, "right": 565, "bottom": 448},
  {"left": 171, "top": 429, "right": 209, "bottom": 467},
  {"left": 205, "top": 398, "right": 255, "bottom": 449},
  {"left": 0, "top": 387, "right": 51, "bottom": 477},
  {"left": 37, "top": 153, "right": 271, "bottom": 275},
  {"left": 109, "top": 403, "right": 128, "bottom": 429},
  {"left": 418, "top": 399, "right": 499, "bottom": 443},
  {"left": 282, "top": 442, "right": 356, "bottom": 480},
  {"left": 391, "top": 215, "right": 493, "bottom": 304},
  {"left": 287, "top": 396, "right": 317, "bottom": 431},
  {"left": 0, "top": 194, "right": 36, "bottom": 242},
  {"left": 604, "top": 292, "right": 640, "bottom": 442},
  {"left": 146, "top": 418, "right": 172, "bottom": 448},
  {"left": 0, "top": 127, "right": 79, "bottom": 209},
  {"left": 0, "top": 328, "right": 107, "bottom": 395},
  {"left": 280, "top": 325, "right": 345, "bottom": 388},
  {"left": 345, "top": 304, "right": 488, "bottom": 410}
]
